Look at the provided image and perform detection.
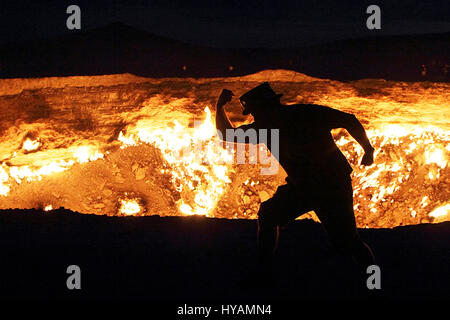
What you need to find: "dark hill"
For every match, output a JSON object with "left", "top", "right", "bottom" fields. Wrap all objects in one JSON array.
[{"left": 0, "top": 22, "right": 448, "bottom": 81}]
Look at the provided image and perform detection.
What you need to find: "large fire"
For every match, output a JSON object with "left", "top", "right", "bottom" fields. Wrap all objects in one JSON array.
[
  {"left": 118, "top": 106, "right": 233, "bottom": 216},
  {"left": 0, "top": 70, "right": 448, "bottom": 228}
]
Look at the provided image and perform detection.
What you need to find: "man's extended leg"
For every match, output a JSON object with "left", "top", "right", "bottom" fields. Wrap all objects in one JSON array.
[
  {"left": 350, "top": 238, "right": 376, "bottom": 269},
  {"left": 315, "top": 175, "right": 375, "bottom": 266},
  {"left": 315, "top": 175, "right": 377, "bottom": 292}
]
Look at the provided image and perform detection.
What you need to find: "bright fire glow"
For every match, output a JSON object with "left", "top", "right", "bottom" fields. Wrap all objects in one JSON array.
[
  {"left": 333, "top": 124, "right": 449, "bottom": 225},
  {"left": 0, "top": 145, "right": 104, "bottom": 186},
  {"left": 74, "top": 146, "right": 104, "bottom": 163},
  {"left": 0, "top": 166, "right": 10, "bottom": 196},
  {"left": 118, "top": 106, "right": 233, "bottom": 217},
  {"left": 119, "top": 198, "right": 141, "bottom": 216},
  {"left": 0, "top": 71, "right": 448, "bottom": 228},
  {"left": 23, "top": 138, "right": 40, "bottom": 152},
  {"left": 429, "top": 204, "right": 450, "bottom": 219},
  {"left": 425, "top": 146, "right": 447, "bottom": 169}
]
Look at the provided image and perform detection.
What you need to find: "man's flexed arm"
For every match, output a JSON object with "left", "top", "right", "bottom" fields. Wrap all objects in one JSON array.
[
  {"left": 215, "top": 89, "right": 235, "bottom": 135},
  {"left": 215, "top": 89, "right": 258, "bottom": 145}
]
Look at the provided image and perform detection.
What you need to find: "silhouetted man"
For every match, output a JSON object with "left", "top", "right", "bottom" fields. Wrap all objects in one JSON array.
[{"left": 215, "top": 82, "right": 376, "bottom": 284}]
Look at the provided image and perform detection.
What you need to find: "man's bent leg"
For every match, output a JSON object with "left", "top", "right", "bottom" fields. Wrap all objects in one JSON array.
[
  {"left": 255, "top": 183, "right": 305, "bottom": 276},
  {"left": 257, "top": 204, "right": 279, "bottom": 272}
]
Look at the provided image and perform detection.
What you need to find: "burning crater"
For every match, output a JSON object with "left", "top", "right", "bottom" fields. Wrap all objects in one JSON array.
[{"left": 0, "top": 70, "right": 448, "bottom": 228}]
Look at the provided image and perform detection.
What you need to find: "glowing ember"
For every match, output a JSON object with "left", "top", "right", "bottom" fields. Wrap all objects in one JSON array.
[
  {"left": 0, "top": 166, "right": 10, "bottom": 196},
  {"left": 429, "top": 204, "right": 450, "bottom": 219},
  {"left": 0, "top": 145, "right": 104, "bottom": 187},
  {"left": 74, "top": 146, "right": 104, "bottom": 163},
  {"left": 23, "top": 138, "right": 40, "bottom": 152},
  {"left": 119, "top": 198, "right": 142, "bottom": 216},
  {"left": 44, "top": 204, "right": 53, "bottom": 211},
  {"left": 425, "top": 146, "right": 447, "bottom": 169}
]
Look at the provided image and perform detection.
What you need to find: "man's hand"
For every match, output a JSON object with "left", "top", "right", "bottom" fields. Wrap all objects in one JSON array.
[
  {"left": 217, "top": 89, "right": 234, "bottom": 108},
  {"left": 360, "top": 148, "right": 374, "bottom": 166},
  {"left": 215, "top": 89, "right": 235, "bottom": 133}
]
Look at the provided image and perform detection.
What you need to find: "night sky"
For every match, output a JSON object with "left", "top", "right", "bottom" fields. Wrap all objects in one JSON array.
[{"left": 0, "top": 0, "right": 449, "bottom": 47}]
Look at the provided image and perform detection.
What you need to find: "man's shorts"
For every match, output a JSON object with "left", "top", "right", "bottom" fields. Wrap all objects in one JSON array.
[{"left": 257, "top": 174, "right": 360, "bottom": 250}]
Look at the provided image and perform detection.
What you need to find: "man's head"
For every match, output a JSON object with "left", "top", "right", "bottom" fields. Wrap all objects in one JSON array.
[{"left": 239, "top": 82, "right": 282, "bottom": 116}]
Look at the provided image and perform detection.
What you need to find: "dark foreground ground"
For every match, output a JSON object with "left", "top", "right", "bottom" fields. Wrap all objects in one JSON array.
[{"left": 0, "top": 208, "right": 449, "bottom": 302}]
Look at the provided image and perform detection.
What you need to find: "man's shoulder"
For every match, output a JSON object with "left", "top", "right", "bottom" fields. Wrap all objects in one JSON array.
[
  {"left": 275, "top": 103, "right": 343, "bottom": 129},
  {"left": 279, "top": 103, "right": 326, "bottom": 111},
  {"left": 279, "top": 103, "right": 344, "bottom": 118},
  {"left": 277, "top": 103, "right": 323, "bottom": 117}
]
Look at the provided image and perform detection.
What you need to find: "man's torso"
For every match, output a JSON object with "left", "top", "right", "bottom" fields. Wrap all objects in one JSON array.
[{"left": 255, "top": 104, "right": 353, "bottom": 182}]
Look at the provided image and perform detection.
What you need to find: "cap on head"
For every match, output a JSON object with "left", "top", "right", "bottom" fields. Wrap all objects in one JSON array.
[{"left": 239, "top": 82, "right": 282, "bottom": 115}]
